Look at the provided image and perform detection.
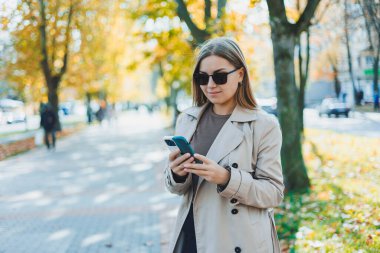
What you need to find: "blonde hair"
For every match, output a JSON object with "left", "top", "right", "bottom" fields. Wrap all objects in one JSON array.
[{"left": 192, "top": 37, "right": 257, "bottom": 109}]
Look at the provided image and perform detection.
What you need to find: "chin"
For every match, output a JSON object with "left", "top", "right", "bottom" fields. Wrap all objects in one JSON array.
[
  {"left": 208, "top": 98, "right": 226, "bottom": 105},
  {"left": 207, "top": 97, "right": 220, "bottom": 103}
]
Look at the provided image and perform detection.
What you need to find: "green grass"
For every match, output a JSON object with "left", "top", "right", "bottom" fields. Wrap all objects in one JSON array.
[{"left": 276, "top": 129, "right": 380, "bottom": 252}]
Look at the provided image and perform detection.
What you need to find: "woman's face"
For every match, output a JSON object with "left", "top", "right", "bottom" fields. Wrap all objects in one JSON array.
[{"left": 198, "top": 55, "right": 244, "bottom": 107}]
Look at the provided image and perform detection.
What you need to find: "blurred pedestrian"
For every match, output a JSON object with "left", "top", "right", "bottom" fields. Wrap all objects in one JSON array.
[
  {"left": 358, "top": 89, "right": 364, "bottom": 105},
  {"left": 95, "top": 101, "right": 106, "bottom": 124},
  {"left": 164, "top": 37, "right": 283, "bottom": 253},
  {"left": 342, "top": 92, "right": 347, "bottom": 103},
  {"left": 40, "top": 103, "right": 57, "bottom": 150},
  {"left": 374, "top": 91, "right": 379, "bottom": 111}
]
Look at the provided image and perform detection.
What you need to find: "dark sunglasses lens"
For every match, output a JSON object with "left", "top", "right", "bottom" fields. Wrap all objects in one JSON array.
[
  {"left": 213, "top": 73, "right": 228, "bottom": 85},
  {"left": 194, "top": 73, "right": 209, "bottom": 85}
]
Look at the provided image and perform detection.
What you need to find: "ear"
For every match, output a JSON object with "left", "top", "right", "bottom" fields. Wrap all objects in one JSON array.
[{"left": 238, "top": 67, "right": 244, "bottom": 82}]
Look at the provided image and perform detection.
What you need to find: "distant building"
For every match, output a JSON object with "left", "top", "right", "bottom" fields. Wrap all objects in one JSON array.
[
  {"left": 357, "top": 47, "right": 378, "bottom": 102},
  {"left": 336, "top": 3, "right": 379, "bottom": 104}
]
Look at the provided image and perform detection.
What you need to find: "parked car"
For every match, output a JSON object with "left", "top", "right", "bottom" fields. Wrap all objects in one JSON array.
[
  {"left": 256, "top": 97, "right": 278, "bottom": 116},
  {"left": 0, "top": 99, "right": 26, "bottom": 124},
  {"left": 318, "top": 98, "right": 351, "bottom": 118}
]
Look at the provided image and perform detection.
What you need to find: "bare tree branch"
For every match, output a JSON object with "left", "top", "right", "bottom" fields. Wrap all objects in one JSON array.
[
  {"left": 58, "top": 0, "right": 74, "bottom": 80},
  {"left": 205, "top": 0, "right": 211, "bottom": 24},
  {"left": 51, "top": 0, "right": 61, "bottom": 71},
  {"left": 359, "top": 0, "right": 380, "bottom": 96},
  {"left": 217, "top": 0, "right": 227, "bottom": 19},
  {"left": 295, "top": 0, "right": 321, "bottom": 35},
  {"left": 344, "top": 0, "right": 359, "bottom": 104},
  {"left": 358, "top": 0, "right": 374, "bottom": 49},
  {"left": 175, "top": 0, "right": 209, "bottom": 43},
  {"left": 363, "top": 0, "right": 380, "bottom": 34}
]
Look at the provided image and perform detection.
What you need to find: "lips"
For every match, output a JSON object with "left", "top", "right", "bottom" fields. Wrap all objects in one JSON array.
[{"left": 208, "top": 91, "right": 221, "bottom": 95}]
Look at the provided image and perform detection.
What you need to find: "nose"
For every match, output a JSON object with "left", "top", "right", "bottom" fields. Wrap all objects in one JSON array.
[{"left": 207, "top": 76, "right": 217, "bottom": 87}]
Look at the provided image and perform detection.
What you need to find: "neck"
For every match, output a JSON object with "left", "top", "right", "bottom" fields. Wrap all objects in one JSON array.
[{"left": 212, "top": 101, "right": 236, "bottom": 115}]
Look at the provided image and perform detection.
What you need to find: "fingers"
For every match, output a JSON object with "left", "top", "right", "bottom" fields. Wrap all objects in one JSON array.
[
  {"left": 172, "top": 153, "right": 192, "bottom": 167},
  {"left": 184, "top": 168, "right": 207, "bottom": 177},
  {"left": 181, "top": 157, "right": 195, "bottom": 166},
  {"left": 171, "top": 156, "right": 194, "bottom": 176},
  {"left": 183, "top": 161, "right": 208, "bottom": 177},
  {"left": 169, "top": 148, "right": 180, "bottom": 161},
  {"left": 183, "top": 163, "right": 207, "bottom": 171}
]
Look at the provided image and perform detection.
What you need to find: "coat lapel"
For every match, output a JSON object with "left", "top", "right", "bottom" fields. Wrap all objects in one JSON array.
[
  {"left": 193, "top": 121, "right": 244, "bottom": 191},
  {"left": 179, "top": 103, "right": 209, "bottom": 142},
  {"left": 206, "top": 120, "right": 244, "bottom": 165},
  {"left": 194, "top": 105, "right": 258, "bottom": 192}
]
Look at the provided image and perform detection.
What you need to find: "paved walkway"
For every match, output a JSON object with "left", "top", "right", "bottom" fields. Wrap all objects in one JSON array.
[
  {"left": 0, "top": 111, "right": 180, "bottom": 253},
  {"left": 363, "top": 111, "right": 380, "bottom": 123}
]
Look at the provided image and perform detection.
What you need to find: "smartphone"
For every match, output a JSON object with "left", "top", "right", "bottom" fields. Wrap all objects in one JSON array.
[
  {"left": 172, "top": 136, "right": 201, "bottom": 163},
  {"left": 172, "top": 136, "right": 194, "bottom": 156},
  {"left": 163, "top": 136, "right": 178, "bottom": 152}
]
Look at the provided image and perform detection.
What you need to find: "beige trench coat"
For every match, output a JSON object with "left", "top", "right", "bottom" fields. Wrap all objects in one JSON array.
[{"left": 164, "top": 102, "right": 284, "bottom": 253}]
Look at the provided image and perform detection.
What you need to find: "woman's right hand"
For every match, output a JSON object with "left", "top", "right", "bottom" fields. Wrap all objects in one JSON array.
[{"left": 169, "top": 148, "right": 194, "bottom": 177}]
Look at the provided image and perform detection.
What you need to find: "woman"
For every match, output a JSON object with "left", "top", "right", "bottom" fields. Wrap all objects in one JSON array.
[{"left": 164, "top": 37, "right": 284, "bottom": 253}]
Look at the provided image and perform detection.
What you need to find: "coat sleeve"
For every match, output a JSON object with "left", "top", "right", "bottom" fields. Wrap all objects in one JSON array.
[
  {"left": 218, "top": 117, "right": 284, "bottom": 208},
  {"left": 164, "top": 113, "right": 193, "bottom": 196}
]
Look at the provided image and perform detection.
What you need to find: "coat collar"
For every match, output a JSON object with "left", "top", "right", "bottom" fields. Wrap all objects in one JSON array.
[
  {"left": 183, "top": 102, "right": 258, "bottom": 122},
  {"left": 181, "top": 102, "right": 258, "bottom": 198}
]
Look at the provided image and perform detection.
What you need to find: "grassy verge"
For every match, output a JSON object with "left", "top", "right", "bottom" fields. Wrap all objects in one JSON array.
[{"left": 276, "top": 129, "right": 380, "bottom": 252}]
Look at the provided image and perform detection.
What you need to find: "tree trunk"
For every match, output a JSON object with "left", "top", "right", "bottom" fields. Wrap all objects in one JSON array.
[
  {"left": 270, "top": 25, "right": 310, "bottom": 192},
  {"left": 170, "top": 85, "right": 179, "bottom": 128},
  {"left": 38, "top": 0, "right": 73, "bottom": 131},
  {"left": 327, "top": 52, "right": 341, "bottom": 98},
  {"left": 297, "top": 29, "right": 310, "bottom": 133},
  {"left": 344, "top": 0, "right": 360, "bottom": 105},
  {"left": 266, "top": 0, "right": 320, "bottom": 192},
  {"left": 47, "top": 77, "right": 61, "bottom": 131},
  {"left": 359, "top": 0, "right": 380, "bottom": 110},
  {"left": 158, "top": 62, "right": 179, "bottom": 126},
  {"left": 344, "top": 23, "right": 359, "bottom": 105},
  {"left": 333, "top": 66, "right": 341, "bottom": 98},
  {"left": 373, "top": 39, "right": 379, "bottom": 107},
  {"left": 86, "top": 92, "right": 93, "bottom": 124}
]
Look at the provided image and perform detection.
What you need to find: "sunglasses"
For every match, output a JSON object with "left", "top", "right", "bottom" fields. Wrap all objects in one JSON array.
[{"left": 193, "top": 68, "right": 240, "bottom": 86}]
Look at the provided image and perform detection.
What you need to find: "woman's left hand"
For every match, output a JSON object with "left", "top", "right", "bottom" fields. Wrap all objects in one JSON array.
[{"left": 183, "top": 154, "right": 230, "bottom": 185}]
